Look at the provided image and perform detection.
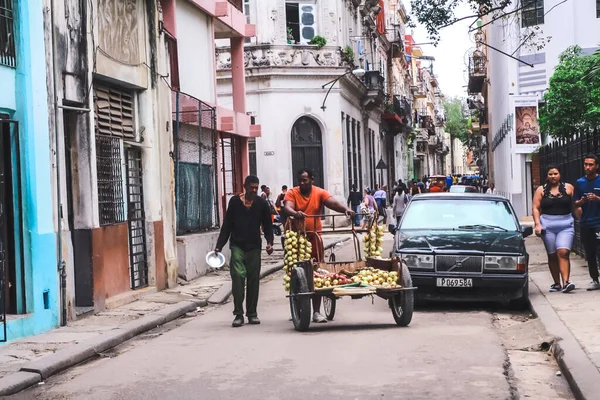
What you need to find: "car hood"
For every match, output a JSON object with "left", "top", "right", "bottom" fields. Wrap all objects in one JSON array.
[{"left": 396, "top": 230, "right": 524, "bottom": 254}]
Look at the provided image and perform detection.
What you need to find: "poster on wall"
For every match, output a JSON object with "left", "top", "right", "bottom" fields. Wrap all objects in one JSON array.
[{"left": 511, "top": 95, "right": 541, "bottom": 154}]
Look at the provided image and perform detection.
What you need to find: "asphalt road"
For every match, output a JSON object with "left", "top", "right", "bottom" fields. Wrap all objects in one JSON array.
[{"left": 15, "top": 234, "right": 572, "bottom": 400}]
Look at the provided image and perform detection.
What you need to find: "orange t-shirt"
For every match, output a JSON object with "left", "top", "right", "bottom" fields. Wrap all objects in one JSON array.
[
  {"left": 284, "top": 186, "right": 332, "bottom": 233},
  {"left": 429, "top": 186, "right": 443, "bottom": 193}
]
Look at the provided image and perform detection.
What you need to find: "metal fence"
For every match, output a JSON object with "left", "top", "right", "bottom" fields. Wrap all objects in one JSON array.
[
  {"left": 172, "top": 91, "right": 219, "bottom": 235},
  {"left": 538, "top": 130, "right": 600, "bottom": 256}
]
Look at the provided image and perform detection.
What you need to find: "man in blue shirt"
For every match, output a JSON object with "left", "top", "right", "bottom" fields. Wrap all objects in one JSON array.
[
  {"left": 445, "top": 175, "right": 453, "bottom": 188},
  {"left": 574, "top": 154, "right": 600, "bottom": 291}
]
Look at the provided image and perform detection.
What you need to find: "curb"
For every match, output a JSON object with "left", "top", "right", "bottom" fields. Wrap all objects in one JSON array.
[
  {"left": 528, "top": 278, "right": 600, "bottom": 400},
  {"left": 0, "top": 299, "right": 204, "bottom": 397},
  {"left": 207, "top": 237, "right": 351, "bottom": 305}
]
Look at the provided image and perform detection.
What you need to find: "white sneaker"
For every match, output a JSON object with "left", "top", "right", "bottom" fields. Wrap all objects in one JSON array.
[
  {"left": 587, "top": 281, "right": 600, "bottom": 291},
  {"left": 312, "top": 312, "right": 328, "bottom": 323}
]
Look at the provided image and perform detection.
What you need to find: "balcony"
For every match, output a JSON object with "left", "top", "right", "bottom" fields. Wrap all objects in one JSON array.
[
  {"left": 362, "top": 70, "right": 385, "bottom": 111},
  {"left": 468, "top": 51, "right": 487, "bottom": 94},
  {"left": 414, "top": 81, "right": 427, "bottom": 99},
  {"left": 388, "top": 24, "right": 406, "bottom": 58},
  {"left": 382, "top": 95, "right": 412, "bottom": 135},
  {"left": 419, "top": 114, "right": 435, "bottom": 136},
  {"left": 216, "top": 45, "right": 344, "bottom": 70}
]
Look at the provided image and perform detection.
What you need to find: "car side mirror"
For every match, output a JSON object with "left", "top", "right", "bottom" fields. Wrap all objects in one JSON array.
[
  {"left": 388, "top": 224, "right": 397, "bottom": 235},
  {"left": 521, "top": 226, "right": 533, "bottom": 238}
]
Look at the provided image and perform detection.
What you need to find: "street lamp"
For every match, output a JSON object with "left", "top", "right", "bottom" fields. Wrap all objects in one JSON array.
[{"left": 320, "top": 68, "right": 366, "bottom": 111}]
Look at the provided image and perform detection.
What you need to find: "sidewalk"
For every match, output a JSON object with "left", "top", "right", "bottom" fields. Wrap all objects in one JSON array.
[
  {"left": 527, "top": 236, "right": 600, "bottom": 400},
  {"left": 0, "top": 235, "right": 348, "bottom": 396}
]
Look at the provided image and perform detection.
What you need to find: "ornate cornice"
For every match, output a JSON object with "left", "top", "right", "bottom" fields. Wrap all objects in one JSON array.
[{"left": 216, "top": 45, "right": 345, "bottom": 70}]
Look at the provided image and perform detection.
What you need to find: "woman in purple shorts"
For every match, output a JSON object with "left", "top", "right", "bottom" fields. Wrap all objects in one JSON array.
[{"left": 532, "top": 166, "right": 577, "bottom": 293}]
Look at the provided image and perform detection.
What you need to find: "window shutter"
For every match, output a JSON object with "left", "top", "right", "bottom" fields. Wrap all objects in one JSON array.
[
  {"left": 94, "top": 84, "right": 135, "bottom": 140},
  {"left": 299, "top": 4, "right": 315, "bottom": 44}
]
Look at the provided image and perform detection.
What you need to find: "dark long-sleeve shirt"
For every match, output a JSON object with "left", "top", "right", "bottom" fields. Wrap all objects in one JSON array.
[{"left": 216, "top": 195, "right": 274, "bottom": 251}]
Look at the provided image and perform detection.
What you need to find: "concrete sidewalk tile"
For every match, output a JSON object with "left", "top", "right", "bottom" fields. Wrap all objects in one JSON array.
[
  {"left": 529, "top": 278, "right": 600, "bottom": 400},
  {"left": 0, "top": 371, "right": 41, "bottom": 396},
  {"left": 20, "top": 342, "right": 97, "bottom": 380}
]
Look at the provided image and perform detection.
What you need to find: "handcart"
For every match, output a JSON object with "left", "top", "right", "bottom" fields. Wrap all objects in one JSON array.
[{"left": 284, "top": 213, "right": 417, "bottom": 332}]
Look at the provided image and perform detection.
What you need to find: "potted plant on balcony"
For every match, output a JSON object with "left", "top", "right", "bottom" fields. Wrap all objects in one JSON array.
[
  {"left": 341, "top": 45, "right": 355, "bottom": 64},
  {"left": 287, "top": 27, "right": 295, "bottom": 44},
  {"left": 309, "top": 35, "right": 327, "bottom": 49}
]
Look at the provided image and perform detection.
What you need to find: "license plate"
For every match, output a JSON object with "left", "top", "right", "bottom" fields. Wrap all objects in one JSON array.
[{"left": 436, "top": 278, "right": 473, "bottom": 288}]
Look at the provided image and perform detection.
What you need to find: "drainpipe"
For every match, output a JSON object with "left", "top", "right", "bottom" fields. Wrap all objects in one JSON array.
[{"left": 49, "top": 0, "right": 67, "bottom": 326}]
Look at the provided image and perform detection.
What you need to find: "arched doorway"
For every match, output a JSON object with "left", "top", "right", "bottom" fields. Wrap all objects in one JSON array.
[{"left": 291, "top": 116, "right": 324, "bottom": 187}]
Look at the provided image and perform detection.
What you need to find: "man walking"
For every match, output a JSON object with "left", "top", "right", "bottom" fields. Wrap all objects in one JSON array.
[
  {"left": 574, "top": 154, "right": 600, "bottom": 291},
  {"left": 347, "top": 184, "right": 362, "bottom": 226},
  {"left": 374, "top": 185, "right": 388, "bottom": 224},
  {"left": 283, "top": 168, "right": 355, "bottom": 323},
  {"left": 215, "top": 175, "right": 274, "bottom": 327}
]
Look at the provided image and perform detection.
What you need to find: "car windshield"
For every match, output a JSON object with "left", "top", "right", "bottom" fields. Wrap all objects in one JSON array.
[{"left": 400, "top": 199, "right": 519, "bottom": 231}]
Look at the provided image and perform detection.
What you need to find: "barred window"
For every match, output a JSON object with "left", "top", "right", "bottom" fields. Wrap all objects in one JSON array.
[
  {"left": 96, "top": 136, "right": 126, "bottom": 226},
  {"left": 0, "top": 0, "right": 16, "bottom": 68},
  {"left": 521, "top": 0, "right": 544, "bottom": 27}
]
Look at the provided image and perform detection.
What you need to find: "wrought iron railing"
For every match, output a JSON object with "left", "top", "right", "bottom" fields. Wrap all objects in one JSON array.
[
  {"left": 172, "top": 91, "right": 220, "bottom": 235},
  {"left": 469, "top": 53, "right": 487, "bottom": 75},
  {"left": 0, "top": 0, "right": 16, "bottom": 68}
]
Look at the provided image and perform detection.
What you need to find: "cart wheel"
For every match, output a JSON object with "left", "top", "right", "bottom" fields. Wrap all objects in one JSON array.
[
  {"left": 290, "top": 267, "right": 311, "bottom": 332},
  {"left": 323, "top": 296, "right": 336, "bottom": 321},
  {"left": 389, "top": 263, "right": 414, "bottom": 327}
]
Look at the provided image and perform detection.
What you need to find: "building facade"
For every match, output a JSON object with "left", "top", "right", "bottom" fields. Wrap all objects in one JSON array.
[
  {"left": 163, "top": 0, "right": 258, "bottom": 281},
  {"left": 1, "top": 0, "right": 59, "bottom": 343},
  {"left": 483, "top": 0, "right": 600, "bottom": 218},
  {"left": 216, "top": 0, "right": 406, "bottom": 205}
]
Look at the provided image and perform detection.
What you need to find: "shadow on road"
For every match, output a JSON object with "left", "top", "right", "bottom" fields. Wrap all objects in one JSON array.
[
  {"left": 296, "top": 323, "right": 403, "bottom": 333},
  {"left": 415, "top": 301, "right": 531, "bottom": 316}
]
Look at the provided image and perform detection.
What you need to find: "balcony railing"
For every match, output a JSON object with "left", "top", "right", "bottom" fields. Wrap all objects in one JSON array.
[
  {"left": 469, "top": 52, "right": 487, "bottom": 76},
  {"left": 363, "top": 70, "right": 385, "bottom": 92}
]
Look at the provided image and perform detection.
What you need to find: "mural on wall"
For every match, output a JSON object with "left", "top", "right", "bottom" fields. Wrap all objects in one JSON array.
[
  {"left": 512, "top": 95, "right": 540, "bottom": 154},
  {"left": 98, "top": 0, "right": 140, "bottom": 65}
]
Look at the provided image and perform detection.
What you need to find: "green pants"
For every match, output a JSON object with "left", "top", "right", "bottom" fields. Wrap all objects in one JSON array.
[{"left": 230, "top": 246, "right": 262, "bottom": 317}]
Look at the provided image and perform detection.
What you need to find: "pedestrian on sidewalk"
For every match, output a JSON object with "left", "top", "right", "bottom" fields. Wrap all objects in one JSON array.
[
  {"left": 283, "top": 168, "right": 355, "bottom": 323},
  {"left": 374, "top": 185, "right": 388, "bottom": 225},
  {"left": 360, "top": 188, "right": 376, "bottom": 229},
  {"left": 532, "top": 166, "right": 576, "bottom": 293},
  {"left": 347, "top": 184, "right": 362, "bottom": 226},
  {"left": 215, "top": 175, "right": 274, "bottom": 327},
  {"left": 574, "top": 154, "right": 600, "bottom": 291},
  {"left": 392, "top": 188, "right": 408, "bottom": 229}
]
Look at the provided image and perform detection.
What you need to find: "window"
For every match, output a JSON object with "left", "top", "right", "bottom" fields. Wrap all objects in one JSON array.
[
  {"left": 401, "top": 199, "right": 519, "bottom": 231},
  {"left": 94, "top": 84, "right": 136, "bottom": 226},
  {"left": 597, "top": 0, "right": 600, "bottom": 18},
  {"left": 521, "top": 0, "right": 544, "bottom": 27},
  {"left": 248, "top": 137, "right": 257, "bottom": 176},
  {"left": 0, "top": 0, "right": 16, "bottom": 68},
  {"left": 165, "top": 35, "right": 180, "bottom": 90},
  {"left": 244, "top": 0, "right": 251, "bottom": 44},
  {"left": 285, "top": 2, "right": 316, "bottom": 44}
]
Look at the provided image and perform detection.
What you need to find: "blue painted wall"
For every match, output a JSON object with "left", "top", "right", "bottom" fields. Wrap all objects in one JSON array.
[{"left": 1, "top": 0, "right": 59, "bottom": 344}]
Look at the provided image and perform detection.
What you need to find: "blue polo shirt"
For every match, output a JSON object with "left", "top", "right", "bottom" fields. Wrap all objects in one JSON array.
[
  {"left": 574, "top": 175, "right": 600, "bottom": 228},
  {"left": 445, "top": 176, "right": 453, "bottom": 187}
]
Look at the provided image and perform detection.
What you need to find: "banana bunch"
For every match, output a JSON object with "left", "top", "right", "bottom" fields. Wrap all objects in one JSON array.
[
  {"left": 282, "top": 230, "right": 313, "bottom": 292},
  {"left": 363, "top": 224, "right": 385, "bottom": 258}
]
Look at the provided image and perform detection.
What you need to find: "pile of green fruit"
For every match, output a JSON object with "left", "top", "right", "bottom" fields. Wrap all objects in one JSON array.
[
  {"left": 282, "top": 230, "right": 312, "bottom": 292},
  {"left": 363, "top": 224, "right": 385, "bottom": 258},
  {"left": 351, "top": 267, "right": 399, "bottom": 288}
]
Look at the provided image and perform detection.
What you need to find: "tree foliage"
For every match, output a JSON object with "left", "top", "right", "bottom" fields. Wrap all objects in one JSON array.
[
  {"left": 410, "top": 0, "right": 512, "bottom": 43},
  {"left": 540, "top": 46, "right": 600, "bottom": 139},
  {"left": 443, "top": 97, "right": 470, "bottom": 145}
]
